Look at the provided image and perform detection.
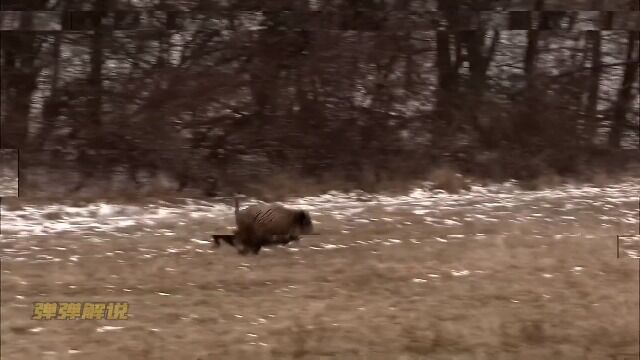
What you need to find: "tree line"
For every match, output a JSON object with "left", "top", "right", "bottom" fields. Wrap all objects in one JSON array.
[{"left": 1, "top": 0, "right": 638, "bottom": 197}]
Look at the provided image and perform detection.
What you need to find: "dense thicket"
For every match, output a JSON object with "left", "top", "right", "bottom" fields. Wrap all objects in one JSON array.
[{"left": 1, "top": 0, "right": 638, "bottom": 197}]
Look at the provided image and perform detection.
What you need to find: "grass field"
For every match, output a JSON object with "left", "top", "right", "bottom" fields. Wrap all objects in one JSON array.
[{"left": 1, "top": 181, "right": 639, "bottom": 359}]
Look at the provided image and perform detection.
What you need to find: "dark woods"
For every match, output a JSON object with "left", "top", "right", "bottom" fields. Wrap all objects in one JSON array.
[{"left": 1, "top": 0, "right": 638, "bottom": 198}]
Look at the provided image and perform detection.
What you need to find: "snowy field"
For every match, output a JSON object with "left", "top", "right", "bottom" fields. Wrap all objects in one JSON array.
[{"left": 1, "top": 179, "right": 639, "bottom": 359}]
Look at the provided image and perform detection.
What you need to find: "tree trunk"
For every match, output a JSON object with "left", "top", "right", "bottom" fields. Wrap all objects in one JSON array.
[
  {"left": 585, "top": 31, "right": 602, "bottom": 145},
  {"left": 87, "top": 3, "right": 109, "bottom": 147},
  {"left": 584, "top": 0, "right": 604, "bottom": 145},
  {"left": 38, "top": 30, "right": 63, "bottom": 148},
  {"left": 0, "top": 31, "right": 40, "bottom": 149},
  {"left": 524, "top": 0, "right": 545, "bottom": 88},
  {"left": 462, "top": 28, "right": 499, "bottom": 92},
  {"left": 608, "top": 30, "right": 639, "bottom": 148}
]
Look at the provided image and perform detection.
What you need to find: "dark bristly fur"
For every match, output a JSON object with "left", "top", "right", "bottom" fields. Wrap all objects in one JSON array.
[{"left": 233, "top": 197, "right": 314, "bottom": 255}]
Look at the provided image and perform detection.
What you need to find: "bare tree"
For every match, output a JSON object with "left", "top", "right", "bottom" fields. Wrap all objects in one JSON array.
[{"left": 608, "top": 29, "right": 639, "bottom": 148}]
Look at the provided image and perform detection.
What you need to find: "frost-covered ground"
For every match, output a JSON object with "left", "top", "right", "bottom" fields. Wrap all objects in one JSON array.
[
  {"left": 2, "top": 179, "right": 639, "bottom": 239},
  {"left": 1, "top": 179, "right": 639, "bottom": 359}
]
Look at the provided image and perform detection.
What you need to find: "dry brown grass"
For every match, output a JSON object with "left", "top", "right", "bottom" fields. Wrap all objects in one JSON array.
[
  {"left": 245, "top": 173, "right": 332, "bottom": 202},
  {"left": 517, "top": 173, "right": 565, "bottom": 191},
  {"left": 1, "top": 200, "right": 638, "bottom": 360},
  {"left": 427, "top": 166, "right": 472, "bottom": 194}
]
